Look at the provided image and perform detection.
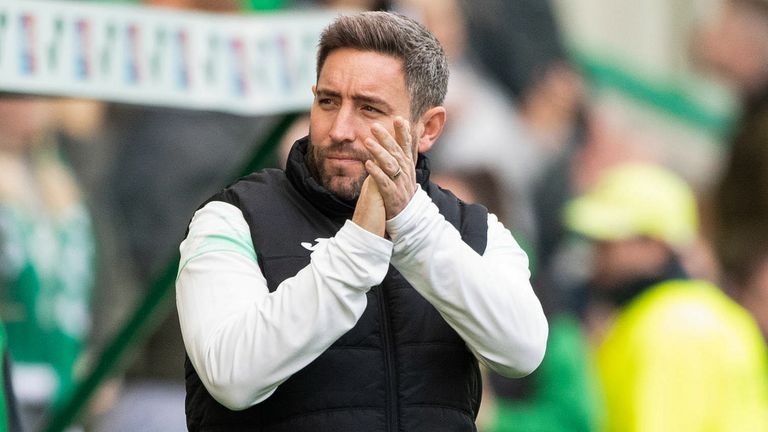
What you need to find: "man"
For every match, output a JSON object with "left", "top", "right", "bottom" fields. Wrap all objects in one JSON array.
[
  {"left": 565, "top": 163, "right": 768, "bottom": 431},
  {"left": 175, "top": 11, "right": 548, "bottom": 431}
]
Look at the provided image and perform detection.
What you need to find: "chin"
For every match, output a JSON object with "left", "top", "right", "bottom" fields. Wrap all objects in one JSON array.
[{"left": 326, "top": 175, "right": 366, "bottom": 201}]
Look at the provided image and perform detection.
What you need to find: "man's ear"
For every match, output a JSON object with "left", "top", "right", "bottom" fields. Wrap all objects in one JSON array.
[{"left": 415, "top": 106, "right": 446, "bottom": 154}]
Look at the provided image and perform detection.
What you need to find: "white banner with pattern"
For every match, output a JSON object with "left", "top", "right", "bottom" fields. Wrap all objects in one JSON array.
[{"left": 0, "top": 0, "right": 336, "bottom": 114}]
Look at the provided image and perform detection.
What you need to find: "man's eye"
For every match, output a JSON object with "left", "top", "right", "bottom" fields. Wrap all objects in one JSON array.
[
  {"left": 318, "top": 98, "right": 333, "bottom": 105},
  {"left": 362, "top": 105, "right": 381, "bottom": 113}
]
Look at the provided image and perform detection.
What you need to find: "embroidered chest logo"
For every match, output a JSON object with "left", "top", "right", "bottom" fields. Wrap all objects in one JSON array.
[{"left": 301, "top": 238, "right": 330, "bottom": 252}]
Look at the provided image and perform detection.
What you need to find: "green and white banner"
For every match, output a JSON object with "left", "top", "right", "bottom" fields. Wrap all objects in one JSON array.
[{"left": 0, "top": 0, "right": 335, "bottom": 114}]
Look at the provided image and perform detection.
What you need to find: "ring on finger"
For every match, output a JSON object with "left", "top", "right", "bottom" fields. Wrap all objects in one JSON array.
[{"left": 391, "top": 167, "right": 402, "bottom": 180}]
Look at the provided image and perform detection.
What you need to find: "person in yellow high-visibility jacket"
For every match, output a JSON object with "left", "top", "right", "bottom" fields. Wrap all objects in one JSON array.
[{"left": 565, "top": 163, "right": 768, "bottom": 432}]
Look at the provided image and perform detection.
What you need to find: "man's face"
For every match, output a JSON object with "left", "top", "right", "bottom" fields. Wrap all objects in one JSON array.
[{"left": 309, "top": 48, "right": 413, "bottom": 200}]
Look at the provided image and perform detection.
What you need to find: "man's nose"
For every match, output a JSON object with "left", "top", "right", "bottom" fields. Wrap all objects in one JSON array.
[{"left": 328, "top": 106, "right": 356, "bottom": 143}]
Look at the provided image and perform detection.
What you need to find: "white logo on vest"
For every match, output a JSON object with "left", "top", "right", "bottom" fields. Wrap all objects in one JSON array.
[{"left": 300, "top": 238, "right": 330, "bottom": 252}]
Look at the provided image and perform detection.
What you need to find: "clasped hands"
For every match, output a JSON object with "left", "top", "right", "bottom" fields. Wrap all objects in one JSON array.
[{"left": 352, "top": 116, "right": 418, "bottom": 238}]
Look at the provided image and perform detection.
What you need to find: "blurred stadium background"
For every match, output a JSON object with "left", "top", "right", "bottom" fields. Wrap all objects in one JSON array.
[{"left": 0, "top": 0, "right": 758, "bottom": 431}]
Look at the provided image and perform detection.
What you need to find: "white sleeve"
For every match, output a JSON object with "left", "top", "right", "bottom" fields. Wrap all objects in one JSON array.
[
  {"left": 176, "top": 201, "right": 393, "bottom": 410},
  {"left": 386, "top": 188, "right": 548, "bottom": 377}
]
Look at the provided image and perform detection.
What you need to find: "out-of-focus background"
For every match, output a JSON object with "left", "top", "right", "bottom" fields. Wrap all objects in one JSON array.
[{"left": 2, "top": 0, "right": 768, "bottom": 430}]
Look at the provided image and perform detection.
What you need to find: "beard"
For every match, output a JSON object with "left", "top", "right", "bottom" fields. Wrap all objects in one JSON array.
[
  {"left": 306, "top": 133, "right": 371, "bottom": 201},
  {"left": 306, "top": 126, "right": 420, "bottom": 201}
]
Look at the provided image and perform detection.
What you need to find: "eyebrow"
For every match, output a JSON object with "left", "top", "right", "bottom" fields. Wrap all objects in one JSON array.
[{"left": 316, "top": 88, "right": 393, "bottom": 113}]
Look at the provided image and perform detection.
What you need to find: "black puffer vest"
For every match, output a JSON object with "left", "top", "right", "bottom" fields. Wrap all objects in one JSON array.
[{"left": 185, "top": 137, "right": 489, "bottom": 431}]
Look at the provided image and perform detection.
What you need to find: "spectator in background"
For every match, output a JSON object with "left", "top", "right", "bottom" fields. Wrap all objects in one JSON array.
[
  {"left": 0, "top": 96, "right": 95, "bottom": 430},
  {"left": 565, "top": 163, "right": 768, "bottom": 431},
  {"left": 460, "top": 0, "right": 582, "bottom": 153},
  {"left": 694, "top": 0, "right": 768, "bottom": 341},
  {"left": 461, "top": 0, "right": 561, "bottom": 101}
]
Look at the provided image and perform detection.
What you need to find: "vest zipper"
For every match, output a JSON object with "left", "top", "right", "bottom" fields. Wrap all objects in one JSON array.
[{"left": 377, "top": 282, "right": 398, "bottom": 431}]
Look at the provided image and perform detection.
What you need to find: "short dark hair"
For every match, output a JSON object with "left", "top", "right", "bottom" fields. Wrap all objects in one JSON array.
[{"left": 316, "top": 11, "right": 449, "bottom": 119}]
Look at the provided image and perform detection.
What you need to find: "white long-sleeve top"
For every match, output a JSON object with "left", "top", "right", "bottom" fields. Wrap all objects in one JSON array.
[{"left": 176, "top": 186, "right": 548, "bottom": 411}]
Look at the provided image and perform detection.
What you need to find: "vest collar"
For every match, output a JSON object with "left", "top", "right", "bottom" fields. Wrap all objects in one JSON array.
[{"left": 286, "top": 136, "right": 432, "bottom": 218}]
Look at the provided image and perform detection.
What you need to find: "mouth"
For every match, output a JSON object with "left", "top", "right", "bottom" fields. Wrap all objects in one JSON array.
[{"left": 326, "top": 155, "right": 363, "bottom": 165}]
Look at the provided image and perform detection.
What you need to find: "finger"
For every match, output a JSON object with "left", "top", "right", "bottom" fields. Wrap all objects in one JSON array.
[
  {"left": 352, "top": 175, "right": 385, "bottom": 237},
  {"left": 364, "top": 137, "right": 401, "bottom": 178},
  {"left": 365, "top": 160, "right": 410, "bottom": 219},
  {"left": 357, "top": 175, "right": 376, "bottom": 200},
  {"left": 371, "top": 123, "right": 407, "bottom": 165},
  {"left": 393, "top": 117, "right": 414, "bottom": 162},
  {"left": 364, "top": 159, "right": 396, "bottom": 191}
]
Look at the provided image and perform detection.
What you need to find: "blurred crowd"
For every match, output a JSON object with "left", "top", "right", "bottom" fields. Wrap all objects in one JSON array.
[{"left": 2, "top": 0, "right": 768, "bottom": 430}]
